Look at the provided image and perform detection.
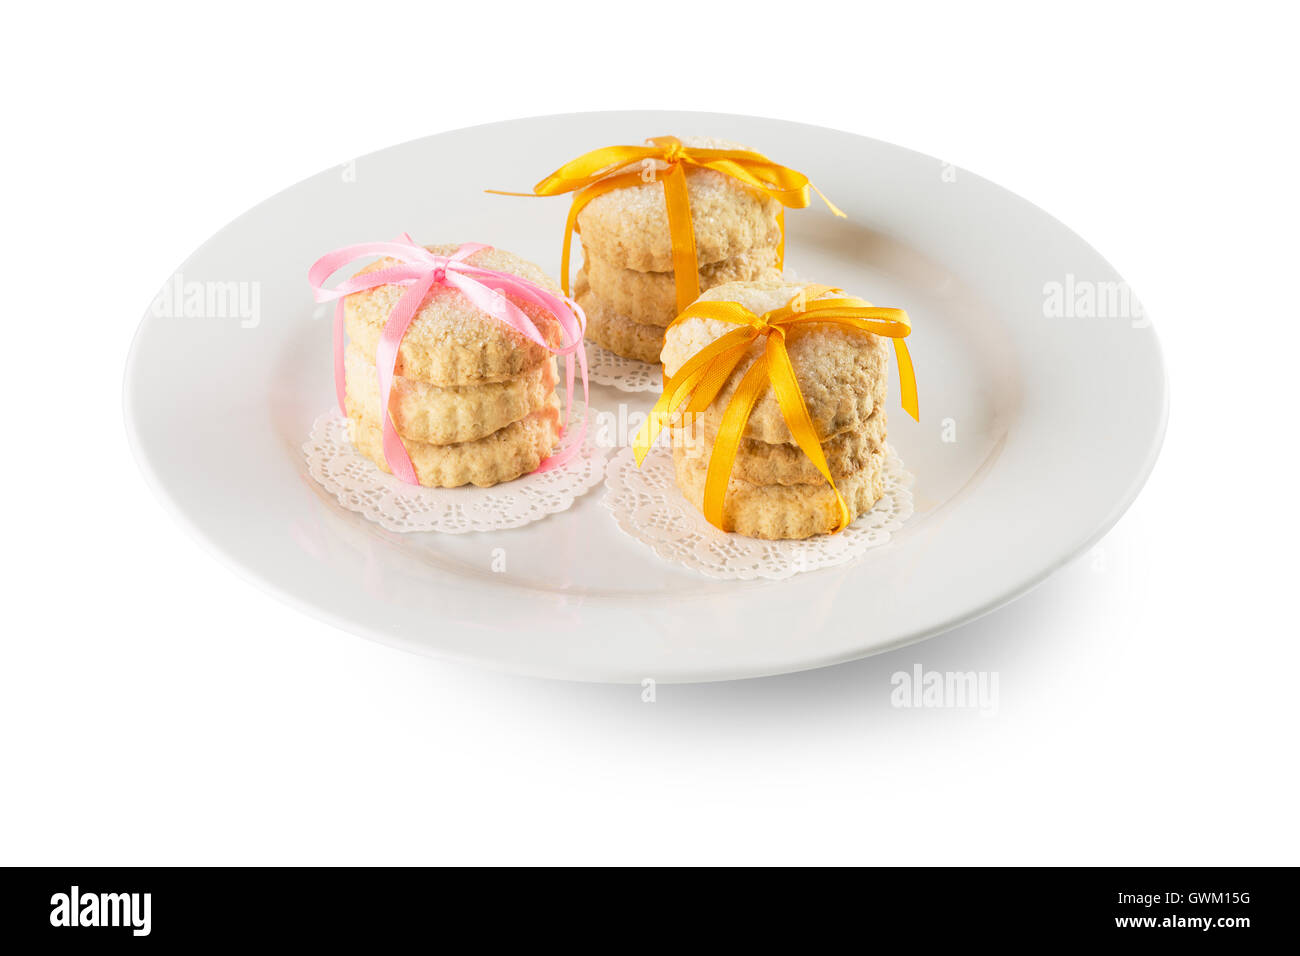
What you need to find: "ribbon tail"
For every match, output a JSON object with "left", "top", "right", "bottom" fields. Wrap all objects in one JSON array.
[
  {"left": 376, "top": 273, "right": 438, "bottom": 485},
  {"left": 682, "top": 344, "right": 751, "bottom": 420},
  {"left": 776, "top": 208, "right": 786, "bottom": 272},
  {"left": 531, "top": 291, "right": 590, "bottom": 474},
  {"left": 893, "top": 338, "right": 919, "bottom": 421},
  {"left": 633, "top": 359, "right": 712, "bottom": 464},
  {"left": 561, "top": 197, "right": 581, "bottom": 298},
  {"left": 535, "top": 349, "right": 584, "bottom": 473},
  {"left": 333, "top": 300, "right": 347, "bottom": 416},
  {"left": 811, "top": 182, "right": 847, "bottom": 218},
  {"left": 633, "top": 324, "right": 756, "bottom": 465},
  {"left": 534, "top": 145, "right": 661, "bottom": 194}
]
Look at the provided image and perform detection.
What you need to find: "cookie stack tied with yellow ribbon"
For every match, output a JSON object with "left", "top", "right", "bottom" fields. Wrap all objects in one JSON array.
[
  {"left": 575, "top": 136, "right": 784, "bottom": 361},
  {"left": 492, "top": 135, "right": 842, "bottom": 364},
  {"left": 635, "top": 280, "right": 919, "bottom": 539},
  {"left": 342, "top": 244, "right": 566, "bottom": 487}
]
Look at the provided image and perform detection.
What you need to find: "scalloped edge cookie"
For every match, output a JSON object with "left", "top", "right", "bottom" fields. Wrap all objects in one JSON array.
[
  {"left": 672, "top": 406, "right": 887, "bottom": 485},
  {"left": 344, "top": 344, "right": 557, "bottom": 446},
  {"left": 581, "top": 243, "right": 781, "bottom": 327},
  {"left": 575, "top": 278, "right": 664, "bottom": 364},
  {"left": 672, "top": 445, "right": 886, "bottom": 540},
  {"left": 347, "top": 394, "right": 561, "bottom": 488},
  {"left": 662, "top": 280, "right": 890, "bottom": 443},
  {"left": 576, "top": 137, "right": 783, "bottom": 273},
  {"left": 344, "top": 243, "right": 566, "bottom": 387}
]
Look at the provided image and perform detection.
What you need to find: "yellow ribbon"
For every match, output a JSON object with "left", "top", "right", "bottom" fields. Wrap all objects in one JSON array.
[
  {"left": 633, "top": 286, "right": 918, "bottom": 534},
  {"left": 488, "top": 136, "right": 845, "bottom": 315}
]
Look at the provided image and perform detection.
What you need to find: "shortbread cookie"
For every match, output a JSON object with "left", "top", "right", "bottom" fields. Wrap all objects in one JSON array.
[
  {"left": 576, "top": 137, "right": 783, "bottom": 272},
  {"left": 344, "top": 244, "right": 566, "bottom": 387},
  {"left": 673, "top": 446, "right": 887, "bottom": 539},
  {"left": 662, "top": 280, "right": 890, "bottom": 444},
  {"left": 581, "top": 244, "right": 781, "bottom": 327},
  {"left": 576, "top": 279, "right": 665, "bottom": 363},
  {"left": 673, "top": 407, "right": 888, "bottom": 486},
  {"left": 344, "top": 344, "right": 557, "bottom": 445},
  {"left": 348, "top": 394, "right": 561, "bottom": 488}
]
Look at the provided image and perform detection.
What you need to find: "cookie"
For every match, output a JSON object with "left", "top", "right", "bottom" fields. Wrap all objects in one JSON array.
[
  {"left": 672, "top": 445, "right": 887, "bottom": 539},
  {"left": 581, "top": 243, "right": 781, "bottom": 327},
  {"left": 662, "top": 280, "right": 890, "bottom": 444},
  {"left": 672, "top": 406, "right": 887, "bottom": 486},
  {"left": 575, "top": 278, "right": 665, "bottom": 363},
  {"left": 344, "top": 244, "right": 566, "bottom": 387},
  {"left": 348, "top": 394, "right": 561, "bottom": 488},
  {"left": 344, "top": 343, "right": 557, "bottom": 445},
  {"left": 576, "top": 137, "right": 783, "bottom": 272}
]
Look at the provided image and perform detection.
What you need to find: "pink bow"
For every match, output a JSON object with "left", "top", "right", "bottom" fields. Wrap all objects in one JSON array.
[{"left": 308, "top": 235, "right": 588, "bottom": 484}]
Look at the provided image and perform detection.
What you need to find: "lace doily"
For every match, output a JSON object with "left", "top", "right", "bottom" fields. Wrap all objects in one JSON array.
[
  {"left": 304, "top": 407, "right": 608, "bottom": 533},
  {"left": 586, "top": 343, "right": 662, "bottom": 392},
  {"left": 601, "top": 444, "right": 915, "bottom": 580}
]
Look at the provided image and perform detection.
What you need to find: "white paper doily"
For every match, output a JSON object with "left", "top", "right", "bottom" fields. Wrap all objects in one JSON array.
[
  {"left": 304, "top": 408, "right": 608, "bottom": 533},
  {"left": 601, "top": 444, "right": 915, "bottom": 580},
  {"left": 586, "top": 343, "right": 662, "bottom": 392}
]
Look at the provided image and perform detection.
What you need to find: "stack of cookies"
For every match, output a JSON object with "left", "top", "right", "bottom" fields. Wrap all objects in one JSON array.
[
  {"left": 343, "top": 244, "right": 564, "bottom": 487},
  {"left": 664, "top": 281, "right": 891, "bottom": 539},
  {"left": 574, "top": 136, "right": 784, "bottom": 363}
]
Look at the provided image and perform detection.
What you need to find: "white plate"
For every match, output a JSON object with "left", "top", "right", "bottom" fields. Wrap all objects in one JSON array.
[{"left": 124, "top": 111, "right": 1167, "bottom": 683}]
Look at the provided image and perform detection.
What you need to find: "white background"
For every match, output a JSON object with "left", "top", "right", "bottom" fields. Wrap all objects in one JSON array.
[{"left": 3, "top": 1, "right": 1296, "bottom": 865}]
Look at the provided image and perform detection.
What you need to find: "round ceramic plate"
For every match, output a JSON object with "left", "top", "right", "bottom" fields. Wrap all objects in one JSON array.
[{"left": 124, "top": 111, "right": 1167, "bottom": 683}]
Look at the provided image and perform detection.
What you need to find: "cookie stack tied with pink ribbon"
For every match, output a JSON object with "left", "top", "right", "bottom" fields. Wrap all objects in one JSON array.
[{"left": 309, "top": 237, "right": 587, "bottom": 487}]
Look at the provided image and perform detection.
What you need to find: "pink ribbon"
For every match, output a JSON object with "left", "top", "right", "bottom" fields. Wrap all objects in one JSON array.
[{"left": 308, "top": 235, "right": 588, "bottom": 484}]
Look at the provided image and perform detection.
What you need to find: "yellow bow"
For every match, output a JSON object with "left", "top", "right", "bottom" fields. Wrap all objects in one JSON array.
[
  {"left": 488, "top": 136, "right": 845, "bottom": 314},
  {"left": 633, "top": 286, "right": 918, "bottom": 534}
]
